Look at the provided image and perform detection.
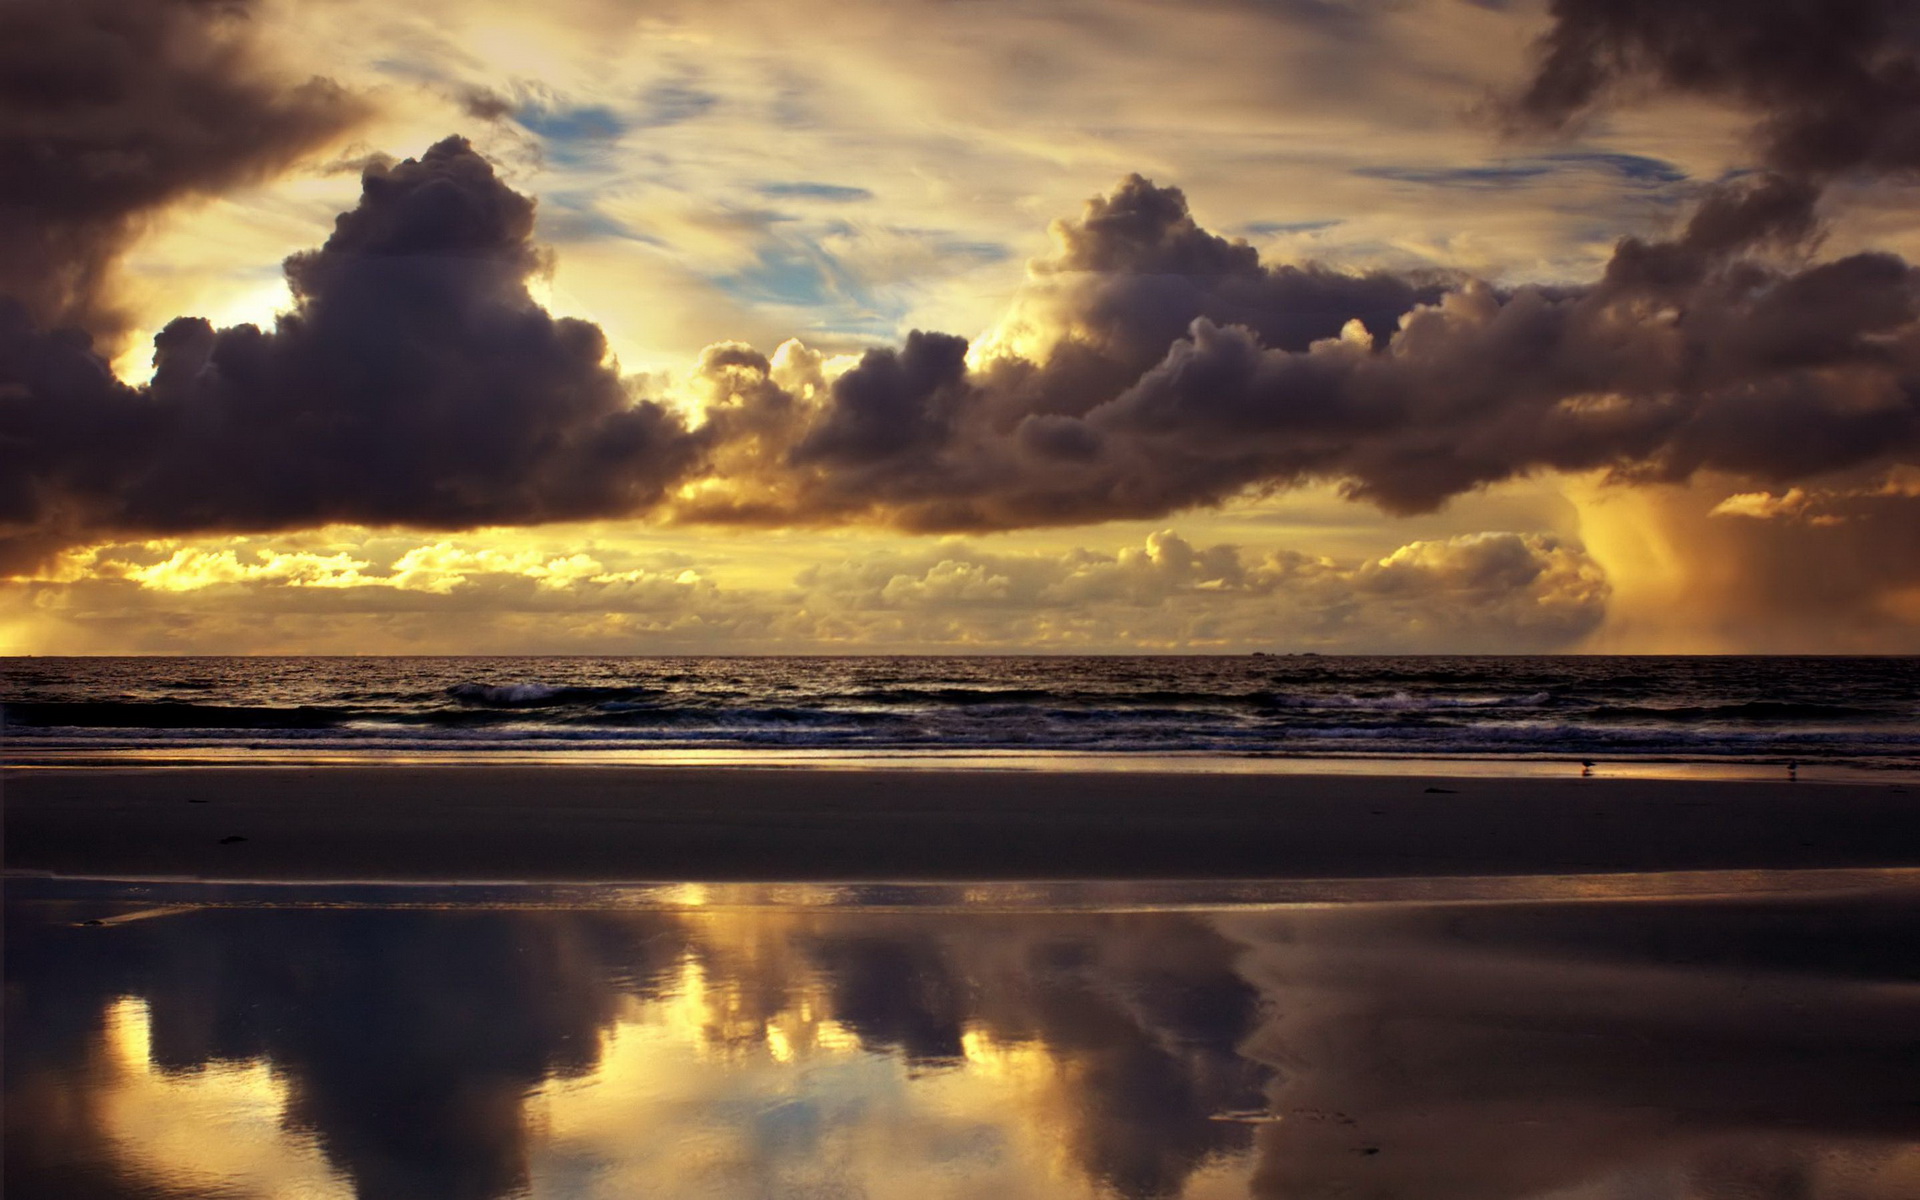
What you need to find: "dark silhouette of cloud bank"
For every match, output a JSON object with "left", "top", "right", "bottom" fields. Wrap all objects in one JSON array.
[{"left": 3, "top": 0, "right": 1919, "bottom": 571}]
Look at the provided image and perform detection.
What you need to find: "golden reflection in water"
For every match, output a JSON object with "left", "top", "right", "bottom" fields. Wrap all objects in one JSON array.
[
  {"left": 97, "top": 997, "right": 352, "bottom": 1198},
  {"left": 12, "top": 887, "right": 1920, "bottom": 1200},
  {"left": 523, "top": 909, "right": 1229, "bottom": 1200}
]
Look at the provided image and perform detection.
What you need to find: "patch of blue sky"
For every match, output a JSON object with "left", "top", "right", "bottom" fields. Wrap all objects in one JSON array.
[
  {"left": 518, "top": 104, "right": 624, "bottom": 142},
  {"left": 1356, "top": 153, "right": 1688, "bottom": 190},
  {"left": 1356, "top": 163, "right": 1554, "bottom": 187},
  {"left": 1538, "top": 152, "right": 1689, "bottom": 185},
  {"left": 1241, "top": 219, "right": 1344, "bottom": 236},
  {"left": 766, "top": 307, "right": 916, "bottom": 354},
  {"left": 721, "top": 244, "right": 846, "bottom": 309},
  {"left": 710, "top": 229, "right": 1010, "bottom": 345},
  {"left": 719, "top": 230, "right": 1010, "bottom": 308},
  {"left": 516, "top": 104, "right": 627, "bottom": 168},
  {"left": 757, "top": 182, "right": 875, "bottom": 202}
]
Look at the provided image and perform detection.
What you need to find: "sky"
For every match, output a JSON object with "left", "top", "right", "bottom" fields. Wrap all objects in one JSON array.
[{"left": 3, "top": 0, "right": 1919, "bottom": 654}]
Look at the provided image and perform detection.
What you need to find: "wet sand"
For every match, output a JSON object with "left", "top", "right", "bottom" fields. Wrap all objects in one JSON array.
[{"left": 5, "top": 763, "right": 1917, "bottom": 882}]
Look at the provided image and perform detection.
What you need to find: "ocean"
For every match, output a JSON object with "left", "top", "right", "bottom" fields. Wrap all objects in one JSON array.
[{"left": 4, "top": 655, "right": 1917, "bottom": 772}]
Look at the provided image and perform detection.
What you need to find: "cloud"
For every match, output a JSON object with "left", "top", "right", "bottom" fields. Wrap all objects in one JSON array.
[
  {"left": 1579, "top": 469, "right": 1920, "bottom": 651},
  {"left": 108, "top": 547, "right": 380, "bottom": 591},
  {"left": 10, "top": 526, "right": 1606, "bottom": 653},
  {"left": 1512, "top": 0, "right": 1920, "bottom": 181},
  {"left": 7, "top": 145, "right": 1918, "bottom": 588},
  {"left": 3, "top": 0, "right": 1918, "bottom": 617},
  {"left": 1, "top": 137, "right": 703, "bottom": 571},
  {"left": 1708, "top": 465, "right": 1920, "bottom": 523},
  {"left": 1504, "top": 0, "right": 1920, "bottom": 287},
  {"left": 0, "top": 0, "right": 369, "bottom": 344},
  {"left": 1709, "top": 486, "right": 1822, "bottom": 522},
  {"left": 771, "top": 528, "right": 1607, "bottom": 651},
  {"left": 680, "top": 171, "right": 1920, "bottom": 531}
]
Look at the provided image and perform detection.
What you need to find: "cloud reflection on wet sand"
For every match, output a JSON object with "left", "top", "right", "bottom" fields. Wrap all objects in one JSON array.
[{"left": 6, "top": 883, "right": 1917, "bottom": 1199}]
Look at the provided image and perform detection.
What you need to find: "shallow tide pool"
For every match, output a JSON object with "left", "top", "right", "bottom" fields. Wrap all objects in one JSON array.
[{"left": 7, "top": 874, "right": 1919, "bottom": 1199}]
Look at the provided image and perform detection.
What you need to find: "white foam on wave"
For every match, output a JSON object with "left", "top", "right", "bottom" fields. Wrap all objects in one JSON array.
[
  {"left": 1271, "top": 690, "right": 1553, "bottom": 711},
  {"left": 448, "top": 682, "right": 567, "bottom": 705}
]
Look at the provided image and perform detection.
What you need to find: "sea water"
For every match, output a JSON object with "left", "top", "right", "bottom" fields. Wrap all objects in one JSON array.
[
  {"left": 7, "top": 875, "right": 1918, "bottom": 1200},
  {"left": 4, "top": 654, "right": 1918, "bottom": 771}
]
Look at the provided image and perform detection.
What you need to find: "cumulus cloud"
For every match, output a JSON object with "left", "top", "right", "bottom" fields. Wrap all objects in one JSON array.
[
  {"left": 0, "top": 0, "right": 369, "bottom": 343},
  {"left": 722, "top": 527, "right": 1608, "bottom": 651},
  {"left": 802, "top": 528, "right": 1606, "bottom": 651},
  {"left": 8, "top": 149, "right": 1918, "bottom": 580},
  {"left": 1506, "top": 1, "right": 1920, "bottom": 653},
  {"left": 643, "top": 0, "right": 1920, "bottom": 539},
  {"left": 1, "top": 137, "right": 702, "bottom": 571},
  {"left": 3, "top": 0, "right": 1918, "bottom": 617},
  {"left": 107, "top": 547, "right": 380, "bottom": 591},
  {"left": 679, "top": 171, "right": 1920, "bottom": 530},
  {"left": 11, "top": 527, "right": 1607, "bottom": 653},
  {"left": 1009, "top": 173, "right": 1450, "bottom": 363}
]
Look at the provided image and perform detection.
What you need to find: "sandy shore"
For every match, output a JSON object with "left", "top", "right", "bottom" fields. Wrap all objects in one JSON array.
[{"left": 4, "top": 763, "right": 1917, "bottom": 882}]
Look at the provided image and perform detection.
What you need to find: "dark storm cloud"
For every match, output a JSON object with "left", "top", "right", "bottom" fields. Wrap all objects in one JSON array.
[
  {"left": 0, "top": 0, "right": 368, "bottom": 343},
  {"left": 0, "top": 137, "right": 704, "bottom": 570},
  {"left": 1503, "top": 0, "right": 1920, "bottom": 298},
  {"left": 8, "top": 147, "right": 1920, "bottom": 562},
  {"left": 1033, "top": 172, "right": 1449, "bottom": 363},
  {"left": 683, "top": 171, "right": 1920, "bottom": 530},
  {"left": 1513, "top": 0, "right": 1920, "bottom": 180},
  {"left": 10, "top": 0, "right": 1920, "bottom": 561}
]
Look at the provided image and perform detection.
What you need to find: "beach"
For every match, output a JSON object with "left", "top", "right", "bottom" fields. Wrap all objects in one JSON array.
[
  {"left": 7, "top": 762, "right": 1916, "bottom": 881},
  {"left": 9, "top": 661, "right": 1920, "bottom": 1199},
  {"left": 11, "top": 759, "right": 1920, "bottom": 1199}
]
